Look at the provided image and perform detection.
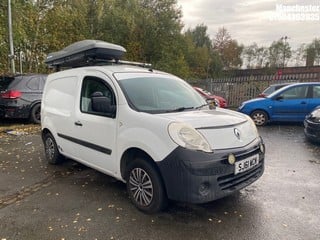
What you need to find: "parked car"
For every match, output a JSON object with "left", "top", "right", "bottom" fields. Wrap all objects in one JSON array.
[
  {"left": 258, "top": 82, "right": 293, "bottom": 98},
  {"left": 42, "top": 40, "right": 265, "bottom": 213},
  {"left": 0, "top": 74, "right": 47, "bottom": 123},
  {"left": 193, "top": 86, "right": 227, "bottom": 108},
  {"left": 192, "top": 87, "right": 219, "bottom": 107},
  {"left": 304, "top": 106, "right": 320, "bottom": 143},
  {"left": 239, "top": 82, "right": 320, "bottom": 126}
]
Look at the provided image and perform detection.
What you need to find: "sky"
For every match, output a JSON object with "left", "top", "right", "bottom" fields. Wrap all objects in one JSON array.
[{"left": 177, "top": 0, "right": 320, "bottom": 49}]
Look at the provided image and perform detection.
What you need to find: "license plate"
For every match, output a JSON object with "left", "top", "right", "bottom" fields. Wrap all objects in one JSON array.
[{"left": 235, "top": 154, "right": 259, "bottom": 175}]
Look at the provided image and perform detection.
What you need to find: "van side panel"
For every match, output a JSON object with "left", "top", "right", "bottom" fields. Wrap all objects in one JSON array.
[{"left": 42, "top": 76, "right": 78, "bottom": 156}]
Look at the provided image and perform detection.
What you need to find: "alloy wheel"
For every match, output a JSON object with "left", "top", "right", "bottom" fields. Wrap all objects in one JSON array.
[{"left": 129, "top": 168, "right": 153, "bottom": 206}]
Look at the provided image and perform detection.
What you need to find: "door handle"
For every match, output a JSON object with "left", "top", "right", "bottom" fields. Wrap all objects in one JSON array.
[
  {"left": 74, "top": 121, "right": 83, "bottom": 126},
  {"left": 300, "top": 101, "right": 307, "bottom": 104}
]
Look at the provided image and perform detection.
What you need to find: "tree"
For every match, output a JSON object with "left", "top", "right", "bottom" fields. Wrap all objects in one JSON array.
[
  {"left": 0, "top": 0, "right": 13, "bottom": 73},
  {"left": 183, "top": 25, "right": 222, "bottom": 79},
  {"left": 268, "top": 38, "right": 292, "bottom": 68},
  {"left": 2, "top": 0, "right": 316, "bottom": 77},
  {"left": 0, "top": 0, "right": 189, "bottom": 75},
  {"left": 242, "top": 43, "right": 257, "bottom": 68},
  {"left": 314, "top": 39, "right": 320, "bottom": 65},
  {"left": 293, "top": 44, "right": 307, "bottom": 66},
  {"left": 242, "top": 43, "right": 269, "bottom": 69},
  {"left": 12, "top": 0, "right": 57, "bottom": 73},
  {"left": 185, "top": 24, "right": 212, "bottom": 49},
  {"left": 306, "top": 38, "right": 320, "bottom": 66},
  {"left": 213, "top": 27, "right": 243, "bottom": 69},
  {"left": 97, "top": 0, "right": 187, "bottom": 76},
  {"left": 255, "top": 47, "right": 269, "bottom": 68}
]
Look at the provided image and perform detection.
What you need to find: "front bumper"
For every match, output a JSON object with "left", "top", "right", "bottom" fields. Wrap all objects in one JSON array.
[
  {"left": 304, "top": 119, "right": 320, "bottom": 143},
  {"left": 157, "top": 137, "right": 265, "bottom": 203}
]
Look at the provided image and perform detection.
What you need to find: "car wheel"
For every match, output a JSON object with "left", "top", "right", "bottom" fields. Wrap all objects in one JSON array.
[
  {"left": 29, "top": 103, "right": 41, "bottom": 124},
  {"left": 126, "top": 158, "right": 168, "bottom": 213},
  {"left": 250, "top": 110, "right": 268, "bottom": 126},
  {"left": 44, "top": 132, "right": 64, "bottom": 164}
]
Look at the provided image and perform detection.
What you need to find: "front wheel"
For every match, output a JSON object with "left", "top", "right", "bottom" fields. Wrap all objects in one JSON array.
[
  {"left": 250, "top": 110, "right": 268, "bottom": 126},
  {"left": 126, "top": 158, "right": 167, "bottom": 213}
]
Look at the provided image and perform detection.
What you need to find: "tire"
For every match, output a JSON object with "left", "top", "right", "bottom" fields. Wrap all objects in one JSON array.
[
  {"left": 126, "top": 158, "right": 168, "bottom": 213},
  {"left": 29, "top": 103, "right": 41, "bottom": 124},
  {"left": 43, "top": 132, "right": 64, "bottom": 164},
  {"left": 250, "top": 110, "right": 268, "bottom": 126}
]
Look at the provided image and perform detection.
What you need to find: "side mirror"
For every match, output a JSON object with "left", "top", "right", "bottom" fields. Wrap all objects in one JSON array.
[
  {"left": 275, "top": 95, "right": 284, "bottom": 101},
  {"left": 206, "top": 99, "right": 218, "bottom": 109},
  {"left": 91, "top": 91, "right": 116, "bottom": 116}
]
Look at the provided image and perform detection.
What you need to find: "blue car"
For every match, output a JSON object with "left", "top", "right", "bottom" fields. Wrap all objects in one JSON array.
[{"left": 238, "top": 82, "right": 320, "bottom": 126}]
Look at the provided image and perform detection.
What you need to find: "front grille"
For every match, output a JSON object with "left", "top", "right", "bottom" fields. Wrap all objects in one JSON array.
[
  {"left": 187, "top": 143, "right": 262, "bottom": 176},
  {"left": 306, "top": 128, "right": 317, "bottom": 135},
  {"left": 217, "top": 160, "right": 264, "bottom": 191},
  {"left": 223, "top": 145, "right": 261, "bottom": 163}
]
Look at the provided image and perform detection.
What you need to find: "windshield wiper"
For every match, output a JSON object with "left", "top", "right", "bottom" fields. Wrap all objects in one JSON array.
[
  {"left": 165, "top": 106, "right": 195, "bottom": 113},
  {"left": 195, "top": 103, "right": 210, "bottom": 110}
]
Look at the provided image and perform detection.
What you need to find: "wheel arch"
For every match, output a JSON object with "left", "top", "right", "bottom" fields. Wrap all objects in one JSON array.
[
  {"left": 29, "top": 100, "right": 41, "bottom": 114},
  {"left": 41, "top": 128, "right": 52, "bottom": 142},
  {"left": 250, "top": 108, "right": 270, "bottom": 119},
  {"left": 120, "top": 148, "right": 163, "bottom": 182},
  {"left": 30, "top": 100, "right": 41, "bottom": 109},
  {"left": 250, "top": 109, "right": 271, "bottom": 126},
  {"left": 28, "top": 101, "right": 42, "bottom": 123}
]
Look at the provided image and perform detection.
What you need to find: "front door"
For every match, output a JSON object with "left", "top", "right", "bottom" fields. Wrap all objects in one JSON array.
[
  {"left": 272, "top": 85, "right": 309, "bottom": 121},
  {"left": 70, "top": 72, "right": 118, "bottom": 175}
]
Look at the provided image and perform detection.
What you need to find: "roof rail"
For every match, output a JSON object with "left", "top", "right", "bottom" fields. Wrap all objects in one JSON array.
[
  {"left": 114, "top": 60, "right": 152, "bottom": 68},
  {"left": 75, "top": 58, "right": 152, "bottom": 68}
]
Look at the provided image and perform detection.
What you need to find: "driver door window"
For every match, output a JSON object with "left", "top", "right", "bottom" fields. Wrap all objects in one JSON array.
[
  {"left": 80, "top": 76, "right": 116, "bottom": 117},
  {"left": 280, "top": 86, "right": 308, "bottom": 99}
]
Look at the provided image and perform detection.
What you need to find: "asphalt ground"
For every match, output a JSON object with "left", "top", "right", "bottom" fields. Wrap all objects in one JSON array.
[{"left": 0, "top": 120, "right": 319, "bottom": 240}]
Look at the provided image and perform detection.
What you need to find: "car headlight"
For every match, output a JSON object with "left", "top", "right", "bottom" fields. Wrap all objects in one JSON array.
[
  {"left": 238, "top": 103, "right": 245, "bottom": 111},
  {"left": 309, "top": 108, "right": 320, "bottom": 123},
  {"left": 168, "top": 122, "right": 212, "bottom": 153},
  {"left": 311, "top": 108, "right": 320, "bottom": 119}
]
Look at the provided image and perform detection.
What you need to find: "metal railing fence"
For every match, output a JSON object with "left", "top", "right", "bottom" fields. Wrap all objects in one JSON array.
[{"left": 189, "top": 72, "right": 320, "bottom": 108}]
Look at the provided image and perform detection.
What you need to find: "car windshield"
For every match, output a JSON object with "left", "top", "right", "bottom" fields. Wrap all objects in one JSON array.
[
  {"left": 267, "top": 84, "right": 304, "bottom": 99},
  {"left": 262, "top": 86, "right": 274, "bottom": 95},
  {"left": 0, "top": 76, "right": 14, "bottom": 91},
  {"left": 203, "top": 89, "right": 213, "bottom": 95},
  {"left": 263, "top": 84, "right": 291, "bottom": 96},
  {"left": 115, "top": 72, "right": 207, "bottom": 113}
]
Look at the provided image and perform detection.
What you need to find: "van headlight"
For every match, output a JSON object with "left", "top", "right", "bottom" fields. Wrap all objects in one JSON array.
[
  {"left": 168, "top": 122, "right": 212, "bottom": 153},
  {"left": 246, "top": 115, "right": 259, "bottom": 137}
]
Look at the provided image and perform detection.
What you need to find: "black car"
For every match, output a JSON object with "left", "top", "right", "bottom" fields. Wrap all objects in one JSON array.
[
  {"left": 0, "top": 74, "right": 47, "bottom": 123},
  {"left": 304, "top": 106, "right": 320, "bottom": 143}
]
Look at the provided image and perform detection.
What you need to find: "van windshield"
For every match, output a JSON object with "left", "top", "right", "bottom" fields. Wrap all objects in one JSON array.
[{"left": 115, "top": 73, "right": 207, "bottom": 113}]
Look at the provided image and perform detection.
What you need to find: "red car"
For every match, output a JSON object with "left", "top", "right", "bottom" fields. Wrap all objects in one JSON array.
[{"left": 193, "top": 87, "right": 227, "bottom": 108}]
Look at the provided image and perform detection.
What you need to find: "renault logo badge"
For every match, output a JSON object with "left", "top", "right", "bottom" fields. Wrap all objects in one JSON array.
[{"left": 234, "top": 128, "right": 241, "bottom": 140}]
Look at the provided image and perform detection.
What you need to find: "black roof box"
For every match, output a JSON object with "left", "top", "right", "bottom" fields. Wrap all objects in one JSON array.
[{"left": 45, "top": 40, "right": 126, "bottom": 68}]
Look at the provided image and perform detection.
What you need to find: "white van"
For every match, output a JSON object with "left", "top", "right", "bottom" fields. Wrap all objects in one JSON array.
[{"left": 41, "top": 40, "right": 265, "bottom": 213}]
